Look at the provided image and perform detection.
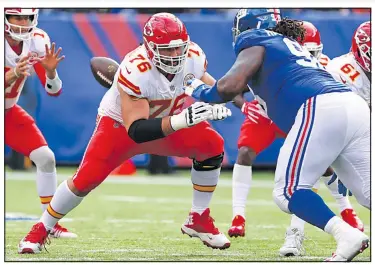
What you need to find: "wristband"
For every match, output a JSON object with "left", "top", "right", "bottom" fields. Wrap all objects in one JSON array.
[{"left": 13, "top": 67, "right": 20, "bottom": 78}]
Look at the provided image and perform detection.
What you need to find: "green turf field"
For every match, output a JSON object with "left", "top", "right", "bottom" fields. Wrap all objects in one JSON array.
[{"left": 5, "top": 168, "right": 371, "bottom": 261}]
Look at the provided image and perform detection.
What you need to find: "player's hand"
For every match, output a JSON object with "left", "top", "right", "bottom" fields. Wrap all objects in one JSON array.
[
  {"left": 241, "top": 100, "right": 268, "bottom": 123},
  {"left": 37, "top": 43, "right": 65, "bottom": 77},
  {"left": 209, "top": 104, "right": 232, "bottom": 121},
  {"left": 14, "top": 54, "right": 32, "bottom": 78},
  {"left": 184, "top": 78, "right": 210, "bottom": 101},
  {"left": 170, "top": 102, "right": 213, "bottom": 130}
]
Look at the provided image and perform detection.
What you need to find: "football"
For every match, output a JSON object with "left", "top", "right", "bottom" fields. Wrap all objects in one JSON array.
[{"left": 90, "top": 57, "right": 119, "bottom": 89}]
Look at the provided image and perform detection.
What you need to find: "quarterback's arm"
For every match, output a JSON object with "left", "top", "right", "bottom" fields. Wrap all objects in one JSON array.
[
  {"left": 32, "top": 30, "right": 64, "bottom": 96},
  {"left": 5, "top": 68, "right": 19, "bottom": 88},
  {"left": 33, "top": 62, "right": 62, "bottom": 96},
  {"left": 5, "top": 55, "right": 31, "bottom": 87}
]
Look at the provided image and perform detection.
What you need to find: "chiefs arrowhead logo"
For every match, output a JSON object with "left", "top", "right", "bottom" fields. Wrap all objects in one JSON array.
[
  {"left": 355, "top": 28, "right": 370, "bottom": 44},
  {"left": 144, "top": 22, "right": 153, "bottom": 37}
]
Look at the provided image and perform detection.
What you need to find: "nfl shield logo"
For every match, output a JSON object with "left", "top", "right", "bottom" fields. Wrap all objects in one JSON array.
[{"left": 183, "top": 73, "right": 195, "bottom": 86}]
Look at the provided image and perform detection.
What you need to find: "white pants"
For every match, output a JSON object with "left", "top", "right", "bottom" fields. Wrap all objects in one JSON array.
[{"left": 273, "top": 92, "right": 370, "bottom": 213}]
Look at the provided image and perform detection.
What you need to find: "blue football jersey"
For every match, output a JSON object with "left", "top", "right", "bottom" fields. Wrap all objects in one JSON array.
[{"left": 234, "top": 29, "right": 351, "bottom": 133}]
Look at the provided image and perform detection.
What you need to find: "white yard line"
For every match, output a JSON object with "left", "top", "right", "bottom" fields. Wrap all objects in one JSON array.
[
  {"left": 102, "top": 195, "right": 340, "bottom": 208},
  {"left": 81, "top": 248, "right": 154, "bottom": 253},
  {"left": 5, "top": 212, "right": 89, "bottom": 223},
  {"left": 106, "top": 218, "right": 174, "bottom": 224},
  {"left": 103, "top": 195, "right": 275, "bottom": 206},
  {"left": 5, "top": 171, "right": 274, "bottom": 188}
]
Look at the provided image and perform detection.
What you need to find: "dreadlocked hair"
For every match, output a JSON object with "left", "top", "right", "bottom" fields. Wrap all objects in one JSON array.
[{"left": 269, "top": 18, "right": 306, "bottom": 42}]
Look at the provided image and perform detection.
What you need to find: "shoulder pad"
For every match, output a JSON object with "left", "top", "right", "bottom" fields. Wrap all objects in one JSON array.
[
  {"left": 187, "top": 41, "right": 208, "bottom": 79},
  {"left": 325, "top": 56, "right": 351, "bottom": 84},
  {"left": 116, "top": 58, "right": 149, "bottom": 98}
]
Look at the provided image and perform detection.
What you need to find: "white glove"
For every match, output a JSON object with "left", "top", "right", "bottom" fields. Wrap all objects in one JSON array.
[
  {"left": 210, "top": 104, "right": 232, "bottom": 120},
  {"left": 170, "top": 102, "right": 213, "bottom": 131}
]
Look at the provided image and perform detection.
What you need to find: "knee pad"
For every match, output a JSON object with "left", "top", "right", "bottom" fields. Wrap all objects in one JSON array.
[
  {"left": 272, "top": 187, "right": 291, "bottom": 214},
  {"left": 29, "top": 146, "right": 56, "bottom": 172},
  {"left": 193, "top": 152, "right": 223, "bottom": 171}
]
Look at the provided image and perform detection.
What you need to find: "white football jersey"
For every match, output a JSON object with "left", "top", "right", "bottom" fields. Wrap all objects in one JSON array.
[
  {"left": 319, "top": 53, "right": 330, "bottom": 67},
  {"left": 5, "top": 28, "right": 51, "bottom": 109},
  {"left": 325, "top": 53, "right": 370, "bottom": 105},
  {"left": 98, "top": 42, "right": 208, "bottom": 124}
]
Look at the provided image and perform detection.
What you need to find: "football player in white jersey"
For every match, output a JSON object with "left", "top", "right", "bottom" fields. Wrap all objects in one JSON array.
[
  {"left": 5, "top": 8, "right": 76, "bottom": 238},
  {"left": 278, "top": 20, "right": 365, "bottom": 257},
  {"left": 18, "top": 12, "right": 232, "bottom": 254},
  {"left": 326, "top": 21, "right": 370, "bottom": 106}
]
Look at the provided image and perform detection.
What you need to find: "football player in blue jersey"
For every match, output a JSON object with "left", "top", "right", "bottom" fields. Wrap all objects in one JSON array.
[
  {"left": 184, "top": 9, "right": 370, "bottom": 261},
  {"left": 225, "top": 9, "right": 365, "bottom": 258}
]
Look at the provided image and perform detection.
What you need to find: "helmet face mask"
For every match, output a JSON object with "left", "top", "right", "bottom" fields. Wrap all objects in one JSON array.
[
  {"left": 304, "top": 42, "right": 323, "bottom": 59},
  {"left": 143, "top": 13, "right": 190, "bottom": 75},
  {"left": 309, "top": 49, "right": 322, "bottom": 59},
  {"left": 5, "top": 8, "right": 39, "bottom": 41},
  {"left": 351, "top": 21, "right": 371, "bottom": 73},
  {"left": 232, "top": 8, "right": 281, "bottom": 45},
  {"left": 145, "top": 38, "right": 189, "bottom": 74}
]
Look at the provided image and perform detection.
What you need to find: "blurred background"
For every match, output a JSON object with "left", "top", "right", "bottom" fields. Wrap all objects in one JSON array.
[{"left": 5, "top": 8, "right": 370, "bottom": 174}]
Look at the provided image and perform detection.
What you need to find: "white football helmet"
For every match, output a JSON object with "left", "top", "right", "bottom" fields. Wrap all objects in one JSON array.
[{"left": 5, "top": 8, "right": 39, "bottom": 41}]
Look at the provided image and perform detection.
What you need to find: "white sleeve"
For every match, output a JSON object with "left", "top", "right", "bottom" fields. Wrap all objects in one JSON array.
[
  {"left": 116, "top": 61, "right": 147, "bottom": 99},
  {"left": 189, "top": 42, "right": 208, "bottom": 80},
  {"left": 325, "top": 60, "right": 349, "bottom": 84},
  {"left": 32, "top": 28, "right": 51, "bottom": 58},
  {"left": 32, "top": 29, "right": 62, "bottom": 95}
]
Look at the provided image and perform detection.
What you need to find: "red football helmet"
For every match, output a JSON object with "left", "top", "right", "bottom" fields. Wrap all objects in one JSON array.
[
  {"left": 143, "top": 13, "right": 190, "bottom": 74},
  {"left": 5, "top": 8, "right": 39, "bottom": 41},
  {"left": 300, "top": 21, "right": 323, "bottom": 59},
  {"left": 351, "top": 21, "right": 371, "bottom": 72}
]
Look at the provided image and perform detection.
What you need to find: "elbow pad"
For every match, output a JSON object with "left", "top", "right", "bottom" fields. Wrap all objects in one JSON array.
[{"left": 128, "top": 118, "right": 165, "bottom": 143}]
